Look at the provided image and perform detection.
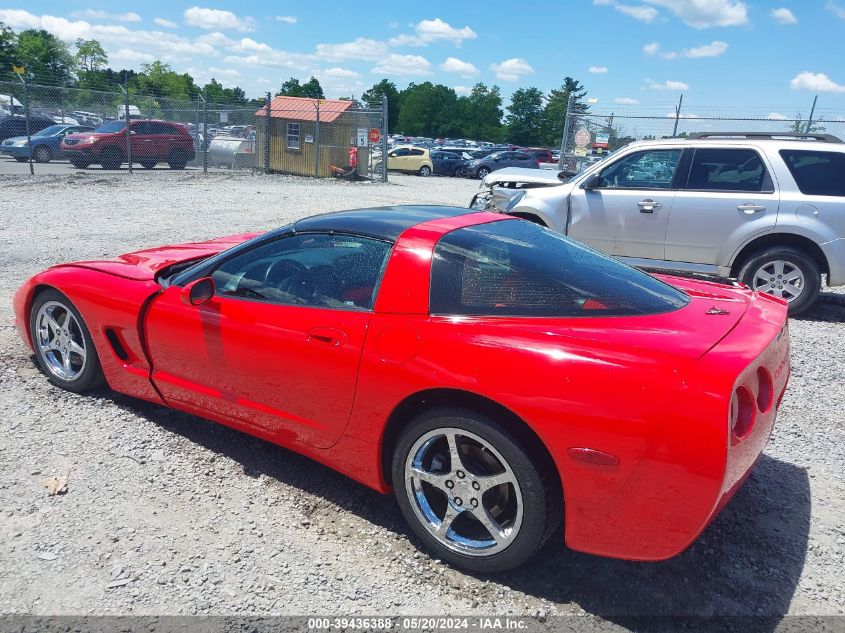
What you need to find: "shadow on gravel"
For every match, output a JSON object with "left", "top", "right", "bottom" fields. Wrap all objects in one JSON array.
[
  {"left": 792, "top": 291, "right": 845, "bottom": 324},
  {"left": 106, "top": 391, "right": 809, "bottom": 629}
]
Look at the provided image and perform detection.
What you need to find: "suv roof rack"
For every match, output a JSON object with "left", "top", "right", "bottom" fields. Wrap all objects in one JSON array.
[{"left": 687, "top": 132, "right": 842, "bottom": 143}]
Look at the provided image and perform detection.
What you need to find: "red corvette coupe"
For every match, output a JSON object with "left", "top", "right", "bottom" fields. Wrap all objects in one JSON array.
[{"left": 13, "top": 206, "right": 790, "bottom": 572}]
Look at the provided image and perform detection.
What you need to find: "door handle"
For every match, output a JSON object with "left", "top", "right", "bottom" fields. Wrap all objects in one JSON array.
[
  {"left": 307, "top": 327, "right": 347, "bottom": 347},
  {"left": 737, "top": 203, "right": 766, "bottom": 214},
  {"left": 637, "top": 199, "right": 662, "bottom": 213}
]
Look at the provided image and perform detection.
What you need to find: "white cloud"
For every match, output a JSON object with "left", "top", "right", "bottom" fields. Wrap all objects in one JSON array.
[
  {"left": 389, "top": 18, "right": 476, "bottom": 47},
  {"left": 208, "top": 66, "right": 240, "bottom": 78},
  {"left": 183, "top": 7, "right": 254, "bottom": 32},
  {"left": 771, "top": 8, "right": 797, "bottom": 24},
  {"left": 614, "top": 97, "right": 640, "bottom": 104},
  {"left": 767, "top": 112, "right": 788, "bottom": 120},
  {"left": 110, "top": 48, "right": 155, "bottom": 64},
  {"left": 0, "top": 9, "right": 44, "bottom": 28},
  {"left": 790, "top": 71, "right": 845, "bottom": 93},
  {"left": 587, "top": 98, "right": 599, "bottom": 104},
  {"left": 71, "top": 10, "right": 141, "bottom": 23},
  {"left": 196, "top": 31, "right": 237, "bottom": 47},
  {"left": 372, "top": 54, "right": 432, "bottom": 76},
  {"left": 647, "top": 41, "right": 728, "bottom": 59},
  {"left": 453, "top": 85, "right": 472, "bottom": 96},
  {"left": 666, "top": 111, "right": 699, "bottom": 119},
  {"left": 441, "top": 57, "right": 479, "bottom": 78},
  {"left": 827, "top": 1, "right": 845, "bottom": 19},
  {"left": 490, "top": 58, "right": 534, "bottom": 81},
  {"left": 316, "top": 38, "right": 389, "bottom": 62},
  {"left": 642, "top": 0, "right": 748, "bottom": 28},
  {"left": 276, "top": 16, "right": 297, "bottom": 24},
  {"left": 589, "top": 66, "right": 608, "bottom": 74},
  {"left": 321, "top": 67, "right": 360, "bottom": 79},
  {"left": 256, "top": 78, "right": 271, "bottom": 85},
  {"left": 646, "top": 79, "right": 690, "bottom": 91},
  {"left": 593, "top": 0, "right": 660, "bottom": 23},
  {"left": 153, "top": 17, "right": 178, "bottom": 28}
]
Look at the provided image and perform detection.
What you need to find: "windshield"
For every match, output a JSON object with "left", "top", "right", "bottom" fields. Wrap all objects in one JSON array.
[
  {"left": 431, "top": 220, "right": 689, "bottom": 317},
  {"left": 32, "top": 125, "right": 66, "bottom": 137},
  {"left": 94, "top": 121, "right": 126, "bottom": 133}
]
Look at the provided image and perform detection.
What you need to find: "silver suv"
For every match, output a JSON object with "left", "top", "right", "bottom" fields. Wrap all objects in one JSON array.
[{"left": 499, "top": 133, "right": 845, "bottom": 314}]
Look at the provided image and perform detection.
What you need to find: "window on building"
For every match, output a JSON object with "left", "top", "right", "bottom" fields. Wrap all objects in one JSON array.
[{"left": 286, "top": 122, "right": 301, "bottom": 150}]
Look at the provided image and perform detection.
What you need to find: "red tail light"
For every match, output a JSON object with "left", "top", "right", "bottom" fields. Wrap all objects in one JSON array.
[{"left": 730, "top": 386, "right": 756, "bottom": 440}]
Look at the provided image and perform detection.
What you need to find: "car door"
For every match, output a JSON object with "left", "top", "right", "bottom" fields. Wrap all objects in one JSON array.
[
  {"left": 388, "top": 147, "right": 410, "bottom": 171},
  {"left": 144, "top": 232, "right": 392, "bottom": 449},
  {"left": 568, "top": 148, "right": 683, "bottom": 259},
  {"left": 129, "top": 121, "right": 155, "bottom": 160},
  {"left": 666, "top": 146, "right": 780, "bottom": 266}
]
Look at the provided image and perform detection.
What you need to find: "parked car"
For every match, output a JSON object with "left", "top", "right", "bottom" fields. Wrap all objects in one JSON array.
[
  {"left": 1, "top": 124, "right": 94, "bottom": 162},
  {"left": 525, "top": 148, "right": 556, "bottom": 164},
  {"left": 13, "top": 205, "right": 789, "bottom": 572},
  {"left": 430, "top": 150, "right": 467, "bottom": 177},
  {"left": 463, "top": 150, "right": 539, "bottom": 179},
  {"left": 493, "top": 132, "right": 845, "bottom": 314},
  {"left": 0, "top": 116, "right": 57, "bottom": 142},
  {"left": 61, "top": 119, "right": 196, "bottom": 170},
  {"left": 385, "top": 145, "right": 433, "bottom": 176}
]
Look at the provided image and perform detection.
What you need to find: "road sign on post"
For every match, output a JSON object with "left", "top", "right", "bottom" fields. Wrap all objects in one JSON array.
[
  {"left": 574, "top": 129, "right": 591, "bottom": 148},
  {"left": 368, "top": 128, "right": 380, "bottom": 144}
]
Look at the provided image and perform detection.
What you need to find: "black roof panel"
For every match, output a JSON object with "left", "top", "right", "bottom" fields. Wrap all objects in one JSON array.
[{"left": 292, "top": 205, "right": 475, "bottom": 241}]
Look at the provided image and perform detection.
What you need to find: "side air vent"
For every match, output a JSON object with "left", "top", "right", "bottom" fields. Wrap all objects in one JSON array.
[{"left": 104, "top": 328, "right": 129, "bottom": 361}]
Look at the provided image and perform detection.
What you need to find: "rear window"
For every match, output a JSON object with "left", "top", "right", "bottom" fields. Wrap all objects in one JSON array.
[
  {"left": 430, "top": 220, "right": 689, "bottom": 317},
  {"left": 779, "top": 149, "right": 845, "bottom": 196}
]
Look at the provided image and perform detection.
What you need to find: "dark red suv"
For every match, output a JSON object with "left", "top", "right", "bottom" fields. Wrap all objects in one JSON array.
[
  {"left": 61, "top": 120, "right": 196, "bottom": 170},
  {"left": 524, "top": 147, "right": 555, "bottom": 163}
]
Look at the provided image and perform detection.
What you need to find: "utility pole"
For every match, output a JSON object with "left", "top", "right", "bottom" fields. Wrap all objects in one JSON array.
[
  {"left": 672, "top": 94, "right": 684, "bottom": 137},
  {"left": 805, "top": 95, "right": 818, "bottom": 134},
  {"left": 557, "top": 93, "right": 575, "bottom": 171},
  {"left": 119, "top": 84, "right": 132, "bottom": 174},
  {"left": 14, "top": 70, "right": 34, "bottom": 176}
]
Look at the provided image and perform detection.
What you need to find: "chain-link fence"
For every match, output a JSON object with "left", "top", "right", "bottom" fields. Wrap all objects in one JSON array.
[
  {"left": 0, "top": 80, "right": 387, "bottom": 179},
  {"left": 558, "top": 101, "right": 845, "bottom": 173}
]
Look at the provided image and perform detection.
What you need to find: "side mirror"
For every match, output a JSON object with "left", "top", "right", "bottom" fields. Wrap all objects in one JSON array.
[
  {"left": 583, "top": 174, "right": 603, "bottom": 190},
  {"left": 181, "top": 277, "right": 215, "bottom": 306}
]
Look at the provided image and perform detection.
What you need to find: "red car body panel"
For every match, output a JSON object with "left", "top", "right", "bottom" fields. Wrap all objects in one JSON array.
[{"left": 12, "top": 210, "right": 790, "bottom": 561}]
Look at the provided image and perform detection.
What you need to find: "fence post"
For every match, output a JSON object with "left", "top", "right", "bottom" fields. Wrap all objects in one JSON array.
[
  {"left": 557, "top": 93, "right": 575, "bottom": 171},
  {"left": 805, "top": 95, "right": 818, "bottom": 134},
  {"left": 672, "top": 93, "right": 684, "bottom": 137},
  {"left": 202, "top": 91, "right": 208, "bottom": 174},
  {"left": 120, "top": 83, "right": 132, "bottom": 175},
  {"left": 381, "top": 94, "right": 388, "bottom": 183},
  {"left": 314, "top": 100, "right": 321, "bottom": 178},
  {"left": 264, "top": 92, "right": 271, "bottom": 174},
  {"left": 17, "top": 73, "right": 34, "bottom": 176}
]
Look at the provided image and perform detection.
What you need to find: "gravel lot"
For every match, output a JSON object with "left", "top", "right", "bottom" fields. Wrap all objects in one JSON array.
[{"left": 1, "top": 171, "right": 843, "bottom": 625}]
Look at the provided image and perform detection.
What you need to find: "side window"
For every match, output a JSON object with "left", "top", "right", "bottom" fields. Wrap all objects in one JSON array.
[
  {"left": 210, "top": 233, "right": 392, "bottom": 310},
  {"left": 780, "top": 149, "right": 845, "bottom": 197},
  {"left": 597, "top": 149, "right": 681, "bottom": 189},
  {"left": 133, "top": 121, "right": 153, "bottom": 134},
  {"left": 686, "top": 148, "right": 770, "bottom": 192},
  {"left": 513, "top": 152, "right": 531, "bottom": 161},
  {"left": 393, "top": 148, "right": 410, "bottom": 157},
  {"left": 410, "top": 149, "right": 425, "bottom": 156},
  {"left": 286, "top": 122, "right": 300, "bottom": 150}
]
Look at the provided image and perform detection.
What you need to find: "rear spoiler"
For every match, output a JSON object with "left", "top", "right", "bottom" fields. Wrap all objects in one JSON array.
[{"left": 642, "top": 268, "right": 745, "bottom": 288}]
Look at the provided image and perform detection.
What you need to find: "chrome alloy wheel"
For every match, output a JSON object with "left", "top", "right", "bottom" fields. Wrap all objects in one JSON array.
[
  {"left": 405, "top": 428, "right": 523, "bottom": 557},
  {"left": 35, "top": 301, "right": 87, "bottom": 381},
  {"left": 752, "top": 259, "right": 806, "bottom": 302}
]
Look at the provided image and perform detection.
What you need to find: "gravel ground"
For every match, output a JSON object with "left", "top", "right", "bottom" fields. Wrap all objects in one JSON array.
[{"left": 1, "top": 171, "right": 843, "bottom": 625}]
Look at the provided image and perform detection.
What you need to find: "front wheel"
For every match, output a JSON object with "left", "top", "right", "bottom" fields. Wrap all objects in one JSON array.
[
  {"left": 29, "top": 289, "right": 104, "bottom": 393},
  {"left": 477, "top": 167, "right": 490, "bottom": 179},
  {"left": 738, "top": 247, "right": 821, "bottom": 315},
  {"left": 419, "top": 165, "right": 431, "bottom": 177},
  {"left": 392, "top": 408, "right": 560, "bottom": 573},
  {"left": 99, "top": 148, "right": 122, "bottom": 170},
  {"left": 34, "top": 146, "right": 52, "bottom": 163}
]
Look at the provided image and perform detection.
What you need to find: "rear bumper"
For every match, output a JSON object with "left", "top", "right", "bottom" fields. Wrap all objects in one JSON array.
[
  {"left": 563, "top": 291, "right": 789, "bottom": 561},
  {"left": 820, "top": 237, "right": 845, "bottom": 286}
]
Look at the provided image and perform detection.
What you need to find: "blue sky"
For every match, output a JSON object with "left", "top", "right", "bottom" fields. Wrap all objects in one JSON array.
[{"left": 2, "top": 1, "right": 844, "bottom": 119}]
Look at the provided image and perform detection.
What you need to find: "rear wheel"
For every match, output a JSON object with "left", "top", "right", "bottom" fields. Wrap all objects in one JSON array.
[
  {"left": 477, "top": 166, "right": 490, "bottom": 179},
  {"left": 29, "top": 289, "right": 104, "bottom": 393},
  {"left": 419, "top": 165, "right": 431, "bottom": 177},
  {"left": 392, "top": 407, "right": 560, "bottom": 572},
  {"left": 69, "top": 158, "right": 90, "bottom": 169},
  {"left": 738, "top": 247, "right": 821, "bottom": 315},
  {"left": 140, "top": 161, "right": 157, "bottom": 170},
  {"left": 99, "top": 148, "right": 122, "bottom": 170},
  {"left": 168, "top": 150, "right": 188, "bottom": 170},
  {"left": 14, "top": 156, "right": 27, "bottom": 163},
  {"left": 34, "top": 146, "right": 52, "bottom": 163}
]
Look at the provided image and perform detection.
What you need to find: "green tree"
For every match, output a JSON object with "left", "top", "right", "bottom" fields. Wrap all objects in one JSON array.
[
  {"left": 542, "top": 77, "right": 589, "bottom": 147},
  {"left": 505, "top": 87, "right": 545, "bottom": 146},
  {"left": 790, "top": 112, "right": 825, "bottom": 134},
  {"left": 362, "top": 79, "right": 400, "bottom": 131},
  {"left": 13, "top": 29, "right": 75, "bottom": 84},
  {"left": 74, "top": 39, "right": 107, "bottom": 73},
  {"left": 0, "top": 22, "right": 17, "bottom": 82},
  {"left": 131, "top": 61, "right": 198, "bottom": 100},
  {"left": 397, "top": 82, "right": 459, "bottom": 137},
  {"left": 277, "top": 77, "right": 303, "bottom": 96},
  {"left": 300, "top": 76, "right": 324, "bottom": 99},
  {"left": 458, "top": 82, "right": 504, "bottom": 142}
]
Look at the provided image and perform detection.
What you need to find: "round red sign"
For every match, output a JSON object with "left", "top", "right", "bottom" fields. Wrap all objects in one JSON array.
[{"left": 368, "top": 128, "right": 381, "bottom": 144}]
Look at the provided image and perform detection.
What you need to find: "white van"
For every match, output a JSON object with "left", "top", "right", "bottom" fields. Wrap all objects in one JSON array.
[{"left": 117, "top": 105, "right": 142, "bottom": 121}]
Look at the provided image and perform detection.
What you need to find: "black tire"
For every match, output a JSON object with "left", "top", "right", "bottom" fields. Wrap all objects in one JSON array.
[
  {"left": 99, "top": 148, "right": 122, "bottom": 170},
  {"left": 34, "top": 146, "right": 52, "bottom": 163},
  {"left": 452, "top": 167, "right": 462, "bottom": 177},
  {"left": 391, "top": 407, "right": 561, "bottom": 573},
  {"left": 69, "top": 158, "right": 90, "bottom": 169},
  {"left": 14, "top": 156, "right": 28, "bottom": 163},
  {"left": 140, "top": 161, "right": 157, "bottom": 170},
  {"left": 738, "top": 247, "right": 821, "bottom": 316},
  {"left": 29, "top": 288, "right": 105, "bottom": 393},
  {"left": 168, "top": 150, "right": 188, "bottom": 170},
  {"left": 418, "top": 165, "right": 431, "bottom": 177},
  {"left": 477, "top": 166, "right": 490, "bottom": 179}
]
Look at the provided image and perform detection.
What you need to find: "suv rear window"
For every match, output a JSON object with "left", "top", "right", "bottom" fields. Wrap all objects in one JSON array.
[
  {"left": 430, "top": 220, "right": 689, "bottom": 317},
  {"left": 779, "top": 149, "right": 845, "bottom": 196},
  {"left": 686, "top": 148, "right": 771, "bottom": 192}
]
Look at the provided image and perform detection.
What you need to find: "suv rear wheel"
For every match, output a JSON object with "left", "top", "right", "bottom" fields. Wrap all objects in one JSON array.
[
  {"left": 738, "top": 247, "right": 821, "bottom": 315},
  {"left": 168, "top": 150, "right": 188, "bottom": 170}
]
